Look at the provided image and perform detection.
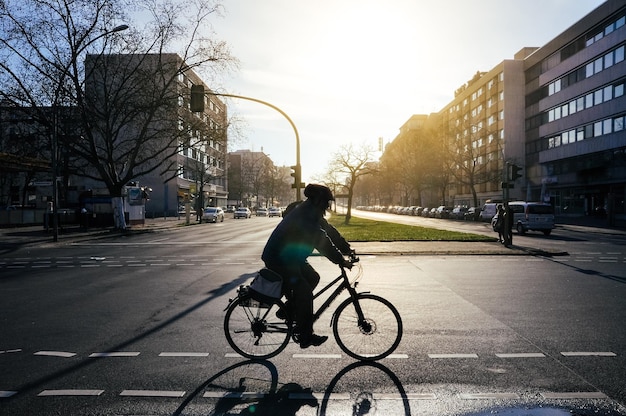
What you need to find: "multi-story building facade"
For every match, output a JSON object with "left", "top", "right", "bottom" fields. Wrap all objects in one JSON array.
[
  {"left": 523, "top": 0, "right": 625, "bottom": 225},
  {"left": 385, "top": 0, "right": 625, "bottom": 226},
  {"left": 85, "top": 53, "right": 229, "bottom": 216},
  {"left": 440, "top": 57, "right": 527, "bottom": 208},
  {"left": 1, "top": 53, "right": 229, "bottom": 225}
]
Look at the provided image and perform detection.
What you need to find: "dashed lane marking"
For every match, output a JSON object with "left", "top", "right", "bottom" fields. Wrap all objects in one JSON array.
[
  {"left": 460, "top": 393, "right": 520, "bottom": 400},
  {"left": 0, "top": 391, "right": 17, "bottom": 398},
  {"left": 89, "top": 352, "right": 141, "bottom": 358},
  {"left": 292, "top": 353, "right": 342, "bottom": 359},
  {"left": 542, "top": 392, "right": 608, "bottom": 399},
  {"left": 34, "top": 351, "right": 76, "bottom": 358},
  {"left": 119, "top": 390, "right": 185, "bottom": 398},
  {"left": 158, "top": 352, "right": 210, "bottom": 357},
  {"left": 38, "top": 389, "right": 104, "bottom": 396},
  {"left": 428, "top": 353, "right": 479, "bottom": 359},
  {"left": 495, "top": 353, "right": 546, "bottom": 358},
  {"left": 561, "top": 351, "right": 617, "bottom": 357}
]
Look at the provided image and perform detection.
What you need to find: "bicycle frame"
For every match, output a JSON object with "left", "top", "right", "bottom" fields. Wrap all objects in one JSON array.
[{"left": 311, "top": 267, "right": 367, "bottom": 325}]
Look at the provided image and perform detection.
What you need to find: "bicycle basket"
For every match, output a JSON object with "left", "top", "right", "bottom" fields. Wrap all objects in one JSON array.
[{"left": 249, "top": 268, "right": 283, "bottom": 304}]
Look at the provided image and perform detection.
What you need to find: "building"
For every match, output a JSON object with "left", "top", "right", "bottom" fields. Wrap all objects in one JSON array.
[
  {"left": 84, "top": 53, "right": 229, "bottom": 217},
  {"left": 440, "top": 57, "right": 527, "bottom": 208},
  {"left": 406, "top": 0, "right": 625, "bottom": 226},
  {"left": 523, "top": 0, "right": 625, "bottom": 225}
]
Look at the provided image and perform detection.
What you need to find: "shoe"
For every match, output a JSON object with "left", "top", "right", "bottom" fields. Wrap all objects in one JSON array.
[{"left": 299, "top": 334, "right": 328, "bottom": 349}]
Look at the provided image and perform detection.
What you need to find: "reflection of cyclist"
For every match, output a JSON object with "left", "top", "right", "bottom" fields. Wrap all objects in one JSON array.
[{"left": 262, "top": 184, "right": 353, "bottom": 348}]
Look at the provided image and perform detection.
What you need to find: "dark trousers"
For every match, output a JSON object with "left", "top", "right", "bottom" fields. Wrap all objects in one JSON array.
[{"left": 264, "top": 261, "right": 320, "bottom": 338}]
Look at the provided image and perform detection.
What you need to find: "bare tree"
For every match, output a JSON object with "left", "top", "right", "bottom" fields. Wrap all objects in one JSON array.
[
  {"left": 327, "top": 143, "right": 375, "bottom": 224},
  {"left": 443, "top": 119, "right": 501, "bottom": 208},
  {"left": 0, "top": 0, "right": 237, "bottom": 227}
]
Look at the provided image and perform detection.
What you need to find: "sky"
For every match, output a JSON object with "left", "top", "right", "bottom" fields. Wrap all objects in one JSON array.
[{"left": 209, "top": 0, "right": 606, "bottom": 183}]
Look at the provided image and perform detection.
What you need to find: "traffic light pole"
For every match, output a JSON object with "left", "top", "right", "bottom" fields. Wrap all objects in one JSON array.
[{"left": 193, "top": 88, "right": 302, "bottom": 200}]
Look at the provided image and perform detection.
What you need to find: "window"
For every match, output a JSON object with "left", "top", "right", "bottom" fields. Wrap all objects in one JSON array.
[
  {"left": 594, "top": 121, "right": 603, "bottom": 137},
  {"left": 594, "top": 89, "right": 603, "bottom": 105},
  {"left": 616, "top": 45, "right": 625, "bottom": 63},
  {"left": 616, "top": 84, "right": 624, "bottom": 98},
  {"left": 615, "top": 117, "right": 624, "bottom": 132},
  {"left": 603, "top": 119, "right": 612, "bottom": 135}
]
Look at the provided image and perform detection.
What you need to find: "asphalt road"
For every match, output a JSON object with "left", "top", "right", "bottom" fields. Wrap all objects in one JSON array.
[{"left": 1, "top": 215, "right": 626, "bottom": 415}]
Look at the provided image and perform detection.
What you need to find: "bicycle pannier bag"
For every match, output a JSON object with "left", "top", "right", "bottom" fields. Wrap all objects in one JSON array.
[{"left": 249, "top": 268, "right": 283, "bottom": 302}]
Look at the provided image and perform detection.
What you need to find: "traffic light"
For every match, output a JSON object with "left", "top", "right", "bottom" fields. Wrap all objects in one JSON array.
[
  {"left": 190, "top": 85, "right": 205, "bottom": 112},
  {"left": 510, "top": 164, "right": 523, "bottom": 181},
  {"left": 290, "top": 165, "right": 301, "bottom": 189}
]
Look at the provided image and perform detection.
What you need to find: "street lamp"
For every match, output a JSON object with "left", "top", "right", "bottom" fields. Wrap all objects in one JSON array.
[
  {"left": 189, "top": 86, "right": 303, "bottom": 200},
  {"left": 51, "top": 24, "right": 128, "bottom": 242}
]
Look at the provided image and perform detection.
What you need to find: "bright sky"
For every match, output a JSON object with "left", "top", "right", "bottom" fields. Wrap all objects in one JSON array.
[{"left": 210, "top": 0, "right": 606, "bottom": 183}]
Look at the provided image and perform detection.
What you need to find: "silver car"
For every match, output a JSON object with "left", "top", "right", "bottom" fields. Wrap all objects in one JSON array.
[{"left": 202, "top": 207, "right": 224, "bottom": 223}]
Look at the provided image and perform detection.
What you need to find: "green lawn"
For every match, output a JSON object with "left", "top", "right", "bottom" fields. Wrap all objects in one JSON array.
[{"left": 326, "top": 213, "right": 493, "bottom": 242}]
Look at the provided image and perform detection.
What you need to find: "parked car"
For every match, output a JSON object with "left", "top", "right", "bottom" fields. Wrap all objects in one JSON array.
[
  {"left": 479, "top": 203, "right": 498, "bottom": 222},
  {"left": 464, "top": 207, "right": 481, "bottom": 221},
  {"left": 450, "top": 206, "right": 468, "bottom": 220},
  {"left": 268, "top": 207, "right": 282, "bottom": 217},
  {"left": 420, "top": 207, "right": 430, "bottom": 217},
  {"left": 490, "top": 202, "right": 555, "bottom": 235},
  {"left": 234, "top": 207, "right": 251, "bottom": 219},
  {"left": 256, "top": 207, "right": 269, "bottom": 216},
  {"left": 202, "top": 207, "right": 224, "bottom": 223},
  {"left": 434, "top": 206, "right": 452, "bottom": 219}
]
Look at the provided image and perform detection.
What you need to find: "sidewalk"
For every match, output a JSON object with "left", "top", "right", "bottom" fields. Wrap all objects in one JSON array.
[{"left": 2, "top": 216, "right": 624, "bottom": 255}]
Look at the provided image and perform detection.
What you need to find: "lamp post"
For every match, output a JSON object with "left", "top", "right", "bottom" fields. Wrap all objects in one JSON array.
[
  {"left": 191, "top": 87, "right": 302, "bottom": 200},
  {"left": 51, "top": 24, "right": 128, "bottom": 241}
]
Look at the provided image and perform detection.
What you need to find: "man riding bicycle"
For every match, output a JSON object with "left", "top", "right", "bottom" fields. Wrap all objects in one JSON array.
[{"left": 261, "top": 184, "right": 353, "bottom": 348}]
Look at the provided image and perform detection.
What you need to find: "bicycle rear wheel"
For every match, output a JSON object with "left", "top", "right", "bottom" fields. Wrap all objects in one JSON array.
[
  {"left": 332, "top": 293, "right": 402, "bottom": 361},
  {"left": 224, "top": 293, "right": 291, "bottom": 360}
]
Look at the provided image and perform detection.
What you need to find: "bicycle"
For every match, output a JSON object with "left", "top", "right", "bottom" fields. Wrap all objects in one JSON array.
[{"left": 223, "top": 253, "right": 403, "bottom": 361}]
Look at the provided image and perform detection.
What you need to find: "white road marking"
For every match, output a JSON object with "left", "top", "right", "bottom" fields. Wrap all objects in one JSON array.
[
  {"left": 158, "top": 352, "right": 209, "bottom": 357},
  {"left": 561, "top": 351, "right": 616, "bottom": 357},
  {"left": 495, "top": 353, "right": 546, "bottom": 358},
  {"left": 428, "top": 353, "right": 479, "bottom": 359},
  {"left": 120, "top": 390, "right": 185, "bottom": 397},
  {"left": 34, "top": 351, "right": 76, "bottom": 358},
  {"left": 0, "top": 391, "right": 17, "bottom": 398},
  {"left": 203, "top": 392, "right": 265, "bottom": 399},
  {"left": 292, "top": 353, "right": 342, "bottom": 359},
  {"left": 541, "top": 392, "right": 608, "bottom": 399},
  {"left": 460, "top": 393, "right": 520, "bottom": 399},
  {"left": 38, "top": 389, "right": 104, "bottom": 396},
  {"left": 89, "top": 352, "right": 141, "bottom": 358}
]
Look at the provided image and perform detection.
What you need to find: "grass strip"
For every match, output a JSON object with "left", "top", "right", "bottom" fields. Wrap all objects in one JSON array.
[{"left": 326, "top": 214, "right": 492, "bottom": 242}]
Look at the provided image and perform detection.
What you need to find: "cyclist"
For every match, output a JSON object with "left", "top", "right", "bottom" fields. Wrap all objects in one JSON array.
[{"left": 261, "top": 184, "right": 353, "bottom": 348}]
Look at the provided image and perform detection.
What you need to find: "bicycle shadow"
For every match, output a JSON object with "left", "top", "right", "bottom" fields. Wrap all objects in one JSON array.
[{"left": 174, "top": 360, "right": 412, "bottom": 416}]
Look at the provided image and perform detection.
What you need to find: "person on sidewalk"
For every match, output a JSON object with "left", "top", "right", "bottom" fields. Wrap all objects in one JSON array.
[{"left": 261, "top": 184, "right": 353, "bottom": 348}]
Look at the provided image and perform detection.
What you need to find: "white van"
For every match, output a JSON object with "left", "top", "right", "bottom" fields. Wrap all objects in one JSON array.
[
  {"left": 479, "top": 203, "right": 498, "bottom": 222},
  {"left": 508, "top": 201, "right": 555, "bottom": 235}
]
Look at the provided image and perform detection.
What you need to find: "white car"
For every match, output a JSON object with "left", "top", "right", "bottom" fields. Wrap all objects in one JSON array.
[
  {"left": 268, "top": 207, "right": 282, "bottom": 217},
  {"left": 202, "top": 207, "right": 224, "bottom": 223},
  {"left": 256, "top": 208, "right": 269, "bottom": 216},
  {"left": 234, "top": 207, "right": 251, "bottom": 219}
]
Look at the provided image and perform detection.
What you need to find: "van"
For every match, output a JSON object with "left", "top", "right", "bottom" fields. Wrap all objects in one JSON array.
[
  {"left": 509, "top": 201, "right": 555, "bottom": 235},
  {"left": 479, "top": 203, "right": 497, "bottom": 222}
]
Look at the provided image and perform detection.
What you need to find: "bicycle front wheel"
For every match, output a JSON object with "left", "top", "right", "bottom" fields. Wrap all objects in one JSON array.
[
  {"left": 332, "top": 294, "right": 402, "bottom": 361},
  {"left": 224, "top": 293, "right": 292, "bottom": 360}
]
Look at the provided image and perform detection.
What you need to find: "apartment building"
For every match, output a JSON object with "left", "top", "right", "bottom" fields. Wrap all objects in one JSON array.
[
  {"left": 523, "top": 0, "right": 625, "bottom": 224},
  {"left": 440, "top": 58, "right": 527, "bottom": 208},
  {"left": 430, "top": 0, "right": 625, "bottom": 226},
  {"left": 84, "top": 53, "right": 229, "bottom": 216}
]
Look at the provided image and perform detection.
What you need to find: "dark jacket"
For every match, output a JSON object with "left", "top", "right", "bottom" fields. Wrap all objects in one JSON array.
[{"left": 262, "top": 199, "right": 345, "bottom": 266}]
